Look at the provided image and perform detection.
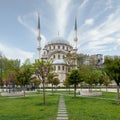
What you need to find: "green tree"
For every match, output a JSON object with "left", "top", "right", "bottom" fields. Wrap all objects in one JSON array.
[
  {"left": 64, "top": 73, "right": 71, "bottom": 94},
  {"left": 16, "top": 63, "right": 33, "bottom": 97},
  {"left": 97, "top": 71, "right": 104, "bottom": 91},
  {"left": 68, "top": 69, "right": 83, "bottom": 97},
  {"left": 34, "top": 60, "right": 53, "bottom": 105},
  {"left": 65, "top": 53, "right": 87, "bottom": 71},
  {"left": 84, "top": 70, "right": 98, "bottom": 92},
  {"left": 105, "top": 58, "right": 120, "bottom": 104},
  {"left": 103, "top": 75, "right": 111, "bottom": 92},
  {"left": 31, "top": 77, "right": 41, "bottom": 89},
  {"left": 47, "top": 73, "right": 55, "bottom": 94},
  {"left": 53, "top": 77, "right": 60, "bottom": 87},
  {"left": 7, "top": 71, "right": 17, "bottom": 93}
]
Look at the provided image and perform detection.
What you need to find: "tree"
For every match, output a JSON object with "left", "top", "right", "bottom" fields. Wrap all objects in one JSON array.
[
  {"left": 68, "top": 69, "right": 83, "bottom": 97},
  {"left": 97, "top": 71, "right": 104, "bottom": 91},
  {"left": 103, "top": 75, "right": 111, "bottom": 92},
  {"left": 16, "top": 64, "right": 33, "bottom": 97},
  {"left": 47, "top": 73, "right": 55, "bottom": 94},
  {"left": 84, "top": 70, "right": 98, "bottom": 92},
  {"left": 52, "top": 77, "right": 60, "bottom": 87},
  {"left": 105, "top": 58, "right": 120, "bottom": 104},
  {"left": 64, "top": 73, "right": 71, "bottom": 94},
  {"left": 31, "top": 77, "right": 41, "bottom": 90},
  {"left": 34, "top": 60, "right": 53, "bottom": 105},
  {"left": 65, "top": 53, "right": 87, "bottom": 71},
  {"left": 7, "top": 71, "right": 17, "bottom": 93}
]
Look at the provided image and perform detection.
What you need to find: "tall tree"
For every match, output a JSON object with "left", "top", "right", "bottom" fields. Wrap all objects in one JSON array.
[
  {"left": 47, "top": 73, "right": 55, "bottom": 94},
  {"left": 103, "top": 75, "right": 111, "bottom": 92},
  {"left": 68, "top": 69, "right": 83, "bottom": 97},
  {"left": 64, "top": 73, "right": 71, "bottom": 94},
  {"left": 7, "top": 71, "right": 17, "bottom": 93},
  {"left": 65, "top": 53, "right": 87, "bottom": 71},
  {"left": 16, "top": 61, "right": 33, "bottom": 97},
  {"left": 34, "top": 60, "right": 53, "bottom": 104},
  {"left": 105, "top": 58, "right": 120, "bottom": 104}
]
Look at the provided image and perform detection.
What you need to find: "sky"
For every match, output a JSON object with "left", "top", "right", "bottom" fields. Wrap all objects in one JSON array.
[{"left": 0, "top": 0, "right": 120, "bottom": 63}]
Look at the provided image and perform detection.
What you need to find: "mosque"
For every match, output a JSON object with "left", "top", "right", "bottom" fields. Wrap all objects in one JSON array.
[{"left": 36, "top": 15, "right": 78, "bottom": 86}]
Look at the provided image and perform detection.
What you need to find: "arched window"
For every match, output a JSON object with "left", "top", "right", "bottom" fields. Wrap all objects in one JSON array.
[
  {"left": 58, "top": 66, "right": 60, "bottom": 70},
  {"left": 58, "top": 45, "right": 60, "bottom": 49},
  {"left": 62, "top": 66, "right": 64, "bottom": 71},
  {"left": 54, "top": 66, "right": 56, "bottom": 70},
  {"left": 53, "top": 55, "right": 55, "bottom": 59},
  {"left": 58, "top": 54, "right": 60, "bottom": 59},
  {"left": 49, "top": 46, "right": 51, "bottom": 50}
]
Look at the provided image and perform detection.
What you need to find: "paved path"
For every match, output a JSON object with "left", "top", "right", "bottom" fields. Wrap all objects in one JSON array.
[{"left": 56, "top": 95, "right": 68, "bottom": 120}]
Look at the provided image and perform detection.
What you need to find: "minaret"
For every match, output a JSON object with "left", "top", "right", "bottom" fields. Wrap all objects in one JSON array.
[
  {"left": 37, "top": 13, "right": 41, "bottom": 60},
  {"left": 74, "top": 17, "right": 78, "bottom": 52}
]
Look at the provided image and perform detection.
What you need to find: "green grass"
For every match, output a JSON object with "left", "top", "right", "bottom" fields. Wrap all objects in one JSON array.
[
  {"left": 102, "top": 91, "right": 117, "bottom": 99},
  {"left": 65, "top": 92, "right": 120, "bottom": 120},
  {"left": 0, "top": 95, "right": 59, "bottom": 120},
  {"left": 0, "top": 91, "right": 120, "bottom": 120}
]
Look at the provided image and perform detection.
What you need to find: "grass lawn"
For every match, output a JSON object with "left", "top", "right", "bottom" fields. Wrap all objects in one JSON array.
[
  {"left": 0, "top": 95, "right": 59, "bottom": 120},
  {"left": 0, "top": 91, "right": 120, "bottom": 120},
  {"left": 65, "top": 92, "right": 120, "bottom": 120}
]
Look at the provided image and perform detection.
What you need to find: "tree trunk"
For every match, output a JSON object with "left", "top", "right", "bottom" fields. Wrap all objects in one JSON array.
[
  {"left": 106, "top": 86, "right": 108, "bottom": 92},
  {"left": 23, "top": 85, "right": 25, "bottom": 97},
  {"left": 43, "top": 78, "right": 45, "bottom": 105},
  {"left": 100, "top": 85, "right": 102, "bottom": 91},
  {"left": 52, "top": 84, "right": 53, "bottom": 95},
  {"left": 89, "top": 84, "right": 92, "bottom": 92},
  {"left": 74, "top": 84, "right": 76, "bottom": 97},
  {"left": 116, "top": 85, "right": 120, "bottom": 104},
  {"left": 69, "top": 86, "right": 70, "bottom": 94}
]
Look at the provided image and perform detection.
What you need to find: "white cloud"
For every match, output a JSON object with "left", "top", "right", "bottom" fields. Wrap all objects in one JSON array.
[
  {"left": 0, "top": 43, "right": 34, "bottom": 63},
  {"left": 17, "top": 12, "right": 48, "bottom": 57},
  {"left": 17, "top": 12, "right": 37, "bottom": 35},
  {"left": 78, "top": 0, "right": 89, "bottom": 9},
  {"left": 84, "top": 18, "right": 94, "bottom": 25},
  {"left": 47, "top": 0, "right": 71, "bottom": 36},
  {"left": 77, "top": 6, "right": 120, "bottom": 55},
  {"left": 106, "top": 0, "right": 113, "bottom": 9}
]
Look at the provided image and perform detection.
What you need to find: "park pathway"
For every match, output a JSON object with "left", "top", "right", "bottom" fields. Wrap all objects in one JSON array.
[{"left": 56, "top": 95, "right": 68, "bottom": 120}]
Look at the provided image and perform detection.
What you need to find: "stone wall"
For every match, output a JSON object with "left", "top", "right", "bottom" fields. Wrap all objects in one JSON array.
[{"left": 1, "top": 92, "right": 24, "bottom": 97}]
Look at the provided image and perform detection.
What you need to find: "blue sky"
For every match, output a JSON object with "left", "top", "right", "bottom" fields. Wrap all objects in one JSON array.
[{"left": 0, "top": 0, "right": 120, "bottom": 63}]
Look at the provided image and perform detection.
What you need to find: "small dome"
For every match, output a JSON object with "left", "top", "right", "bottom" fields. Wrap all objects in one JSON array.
[
  {"left": 48, "top": 37, "right": 70, "bottom": 45},
  {"left": 52, "top": 59, "right": 67, "bottom": 65}
]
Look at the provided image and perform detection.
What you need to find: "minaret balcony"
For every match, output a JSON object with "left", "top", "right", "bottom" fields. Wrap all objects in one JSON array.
[
  {"left": 37, "top": 36, "right": 41, "bottom": 41},
  {"left": 37, "top": 47, "right": 41, "bottom": 51}
]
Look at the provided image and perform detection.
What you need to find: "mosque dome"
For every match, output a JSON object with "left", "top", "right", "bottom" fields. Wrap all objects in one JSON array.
[
  {"left": 52, "top": 59, "right": 67, "bottom": 65},
  {"left": 47, "top": 37, "right": 70, "bottom": 45}
]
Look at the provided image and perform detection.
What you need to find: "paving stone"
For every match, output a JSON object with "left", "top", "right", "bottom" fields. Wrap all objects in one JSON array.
[
  {"left": 56, "top": 96, "right": 68, "bottom": 120},
  {"left": 58, "top": 111, "right": 67, "bottom": 113},
  {"left": 57, "top": 114, "right": 68, "bottom": 116},
  {"left": 56, "top": 117, "right": 68, "bottom": 120}
]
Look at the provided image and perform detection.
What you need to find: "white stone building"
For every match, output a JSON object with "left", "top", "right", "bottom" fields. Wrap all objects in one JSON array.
[
  {"left": 37, "top": 15, "right": 78, "bottom": 86},
  {"left": 41, "top": 37, "right": 73, "bottom": 86}
]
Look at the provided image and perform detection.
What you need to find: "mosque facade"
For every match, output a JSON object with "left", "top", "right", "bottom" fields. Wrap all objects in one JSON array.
[{"left": 37, "top": 15, "right": 78, "bottom": 86}]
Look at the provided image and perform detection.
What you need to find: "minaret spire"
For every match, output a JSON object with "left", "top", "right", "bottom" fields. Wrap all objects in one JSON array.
[
  {"left": 38, "top": 13, "right": 40, "bottom": 29},
  {"left": 74, "top": 17, "right": 78, "bottom": 51},
  {"left": 37, "top": 13, "right": 41, "bottom": 60}
]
